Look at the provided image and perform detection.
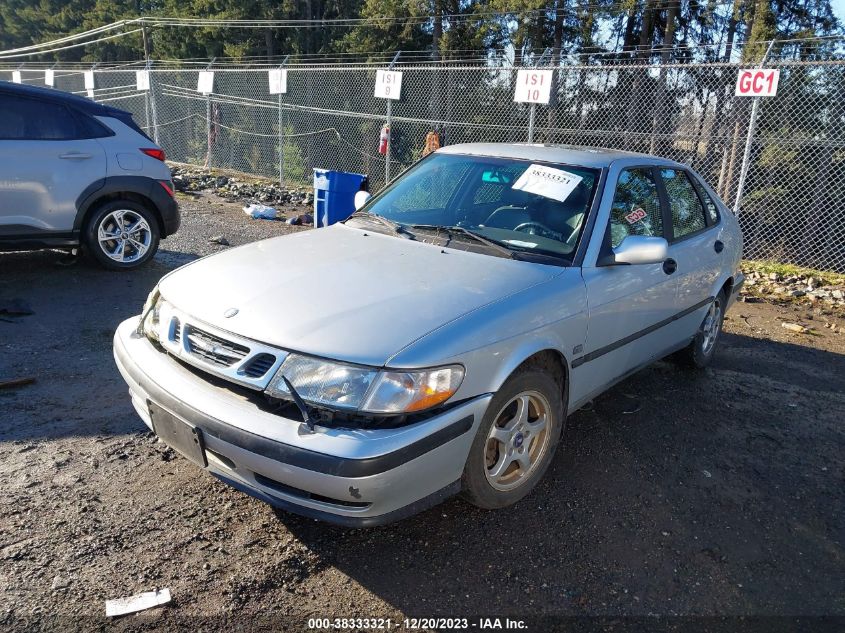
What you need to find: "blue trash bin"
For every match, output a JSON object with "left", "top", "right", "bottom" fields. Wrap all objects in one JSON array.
[{"left": 313, "top": 169, "right": 368, "bottom": 228}]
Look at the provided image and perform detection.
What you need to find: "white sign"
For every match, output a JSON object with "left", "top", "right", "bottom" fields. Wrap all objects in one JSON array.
[
  {"left": 514, "top": 69, "right": 554, "bottom": 104},
  {"left": 12, "top": 71, "right": 22, "bottom": 84},
  {"left": 87, "top": 89, "right": 95, "bottom": 99},
  {"left": 45, "top": 69, "right": 54, "bottom": 87},
  {"left": 84, "top": 70, "right": 95, "bottom": 90},
  {"left": 136, "top": 70, "right": 150, "bottom": 91},
  {"left": 197, "top": 70, "right": 214, "bottom": 95},
  {"left": 374, "top": 70, "right": 402, "bottom": 100},
  {"left": 735, "top": 69, "right": 779, "bottom": 97},
  {"left": 269, "top": 68, "right": 287, "bottom": 94},
  {"left": 512, "top": 164, "right": 583, "bottom": 203}
]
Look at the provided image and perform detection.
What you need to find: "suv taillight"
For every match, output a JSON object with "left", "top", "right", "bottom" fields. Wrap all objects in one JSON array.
[{"left": 140, "top": 148, "right": 166, "bottom": 162}]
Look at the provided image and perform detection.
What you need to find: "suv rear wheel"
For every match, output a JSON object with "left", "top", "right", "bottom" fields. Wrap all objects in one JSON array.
[{"left": 84, "top": 200, "right": 160, "bottom": 270}]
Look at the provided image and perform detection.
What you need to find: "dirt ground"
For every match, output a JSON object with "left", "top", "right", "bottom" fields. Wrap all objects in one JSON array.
[{"left": 1, "top": 193, "right": 843, "bottom": 631}]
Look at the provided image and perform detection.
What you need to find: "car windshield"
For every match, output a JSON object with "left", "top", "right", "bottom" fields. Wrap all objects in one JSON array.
[{"left": 349, "top": 153, "right": 600, "bottom": 262}]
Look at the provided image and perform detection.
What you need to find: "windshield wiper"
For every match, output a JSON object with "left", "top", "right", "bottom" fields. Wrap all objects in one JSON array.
[
  {"left": 347, "top": 211, "right": 415, "bottom": 238},
  {"left": 410, "top": 224, "right": 517, "bottom": 259}
]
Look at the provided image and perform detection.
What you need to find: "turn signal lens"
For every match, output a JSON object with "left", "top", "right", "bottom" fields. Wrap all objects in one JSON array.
[{"left": 362, "top": 366, "right": 464, "bottom": 414}]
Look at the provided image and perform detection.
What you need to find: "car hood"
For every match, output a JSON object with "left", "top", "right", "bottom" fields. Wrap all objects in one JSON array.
[{"left": 159, "top": 224, "right": 560, "bottom": 366}]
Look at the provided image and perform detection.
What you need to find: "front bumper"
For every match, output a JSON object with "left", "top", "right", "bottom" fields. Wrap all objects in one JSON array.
[{"left": 113, "top": 317, "right": 491, "bottom": 526}]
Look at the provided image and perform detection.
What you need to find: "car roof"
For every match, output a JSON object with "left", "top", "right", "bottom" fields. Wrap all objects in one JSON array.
[
  {"left": 436, "top": 142, "right": 682, "bottom": 169},
  {"left": 0, "top": 79, "right": 127, "bottom": 117}
]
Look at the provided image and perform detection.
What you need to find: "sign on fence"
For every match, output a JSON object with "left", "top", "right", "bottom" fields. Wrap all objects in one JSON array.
[
  {"left": 514, "top": 69, "right": 554, "bottom": 104},
  {"left": 269, "top": 68, "right": 287, "bottom": 95},
  {"left": 374, "top": 70, "right": 402, "bottom": 100},
  {"left": 136, "top": 70, "right": 150, "bottom": 91},
  {"left": 735, "top": 69, "right": 779, "bottom": 97},
  {"left": 12, "top": 70, "right": 21, "bottom": 83},
  {"left": 197, "top": 71, "right": 214, "bottom": 95},
  {"left": 84, "top": 70, "right": 95, "bottom": 98},
  {"left": 45, "top": 69, "right": 54, "bottom": 87}
]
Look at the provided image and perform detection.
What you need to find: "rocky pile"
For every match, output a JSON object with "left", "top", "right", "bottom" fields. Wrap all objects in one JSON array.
[
  {"left": 741, "top": 266, "right": 845, "bottom": 309},
  {"left": 170, "top": 165, "right": 313, "bottom": 206}
]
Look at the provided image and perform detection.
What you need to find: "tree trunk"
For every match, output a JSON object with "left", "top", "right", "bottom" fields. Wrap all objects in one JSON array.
[
  {"left": 433, "top": 0, "right": 442, "bottom": 62},
  {"left": 650, "top": 0, "right": 677, "bottom": 155}
]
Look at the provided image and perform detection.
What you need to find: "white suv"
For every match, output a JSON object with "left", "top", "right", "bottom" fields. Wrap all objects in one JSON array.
[{"left": 0, "top": 81, "right": 179, "bottom": 269}]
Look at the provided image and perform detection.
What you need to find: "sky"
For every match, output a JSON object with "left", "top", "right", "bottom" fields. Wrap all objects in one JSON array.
[{"left": 833, "top": 0, "right": 845, "bottom": 22}]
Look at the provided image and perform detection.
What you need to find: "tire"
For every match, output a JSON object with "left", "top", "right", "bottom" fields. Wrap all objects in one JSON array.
[
  {"left": 83, "top": 200, "right": 160, "bottom": 270},
  {"left": 461, "top": 369, "right": 564, "bottom": 510},
  {"left": 674, "top": 290, "right": 726, "bottom": 369}
]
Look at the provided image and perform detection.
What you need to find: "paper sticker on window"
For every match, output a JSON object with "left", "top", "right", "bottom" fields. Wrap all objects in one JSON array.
[
  {"left": 512, "top": 164, "right": 583, "bottom": 202},
  {"left": 625, "top": 207, "right": 647, "bottom": 224}
]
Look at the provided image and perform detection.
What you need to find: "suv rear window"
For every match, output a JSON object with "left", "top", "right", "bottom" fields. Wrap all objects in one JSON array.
[{"left": 0, "top": 93, "right": 110, "bottom": 140}]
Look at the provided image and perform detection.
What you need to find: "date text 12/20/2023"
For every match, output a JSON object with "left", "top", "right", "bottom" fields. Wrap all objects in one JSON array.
[{"left": 307, "top": 617, "right": 529, "bottom": 630}]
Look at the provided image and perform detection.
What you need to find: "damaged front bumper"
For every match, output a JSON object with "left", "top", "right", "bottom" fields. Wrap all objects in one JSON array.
[{"left": 113, "top": 317, "right": 491, "bottom": 527}]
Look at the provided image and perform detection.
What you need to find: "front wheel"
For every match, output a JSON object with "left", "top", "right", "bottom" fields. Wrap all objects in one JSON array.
[
  {"left": 675, "top": 291, "right": 726, "bottom": 368},
  {"left": 84, "top": 201, "right": 160, "bottom": 270},
  {"left": 461, "top": 369, "right": 564, "bottom": 510}
]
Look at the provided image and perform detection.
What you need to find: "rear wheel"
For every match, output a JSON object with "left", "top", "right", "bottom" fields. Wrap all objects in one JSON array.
[
  {"left": 84, "top": 200, "right": 160, "bottom": 270},
  {"left": 461, "top": 369, "right": 564, "bottom": 509},
  {"left": 675, "top": 291, "right": 726, "bottom": 368}
]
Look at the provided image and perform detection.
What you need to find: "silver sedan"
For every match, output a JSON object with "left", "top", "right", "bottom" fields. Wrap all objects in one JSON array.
[{"left": 114, "top": 143, "right": 743, "bottom": 526}]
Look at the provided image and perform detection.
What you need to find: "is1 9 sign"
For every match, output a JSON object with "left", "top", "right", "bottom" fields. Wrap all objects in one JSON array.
[{"left": 514, "top": 69, "right": 554, "bottom": 104}]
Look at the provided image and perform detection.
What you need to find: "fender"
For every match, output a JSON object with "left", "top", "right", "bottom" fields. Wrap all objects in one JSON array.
[
  {"left": 73, "top": 175, "right": 180, "bottom": 237},
  {"left": 74, "top": 175, "right": 159, "bottom": 231}
]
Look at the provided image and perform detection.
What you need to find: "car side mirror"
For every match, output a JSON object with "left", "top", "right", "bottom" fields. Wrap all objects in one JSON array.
[
  {"left": 603, "top": 235, "right": 669, "bottom": 266},
  {"left": 354, "top": 191, "right": 372, "bottom": 211}
]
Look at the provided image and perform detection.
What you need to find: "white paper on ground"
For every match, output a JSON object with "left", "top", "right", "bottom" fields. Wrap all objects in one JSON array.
[
  {"left": 512, "top": 164, "right": 583, "bottom": 203},
  {"left": 105, "top": 588, "right": 171, "bottom": 617}
]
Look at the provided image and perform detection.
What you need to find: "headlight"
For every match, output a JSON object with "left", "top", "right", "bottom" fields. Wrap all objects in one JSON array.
[
  {"left": 266, "top": 354, "right": 464, "bottom": 414},
  {"left": 140, "top": 287, "right": 163, "bottom": 341}
]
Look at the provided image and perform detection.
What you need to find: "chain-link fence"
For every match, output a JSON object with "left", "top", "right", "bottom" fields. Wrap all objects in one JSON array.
[{"left": 4, "top": 59, "right": 845, "bottom": 271}]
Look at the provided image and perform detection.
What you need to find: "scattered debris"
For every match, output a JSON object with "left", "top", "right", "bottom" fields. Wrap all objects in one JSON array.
[
  {"left": 209, "top": 235, "right": 230, "bottom": 246},
  {"left": 286, "top": 213, "right": 314, "bottom": 226},
  {"left": 171, "top": 165, "right": 313, "bottom": 206},
  {"left": 105, "top": 588, "right": 172, "bottom": 617},
  {"left": 0, "top": 376, "right": 36, "bottom": 390},
  {"left": 781, "top": 322, "right": 810, "bottom": 334},
  {"left": 702, "top": 470, "right": 712, "bottom": 478},
  {"left": 243, "top": 203, "right": 280, "bottom": 220}
]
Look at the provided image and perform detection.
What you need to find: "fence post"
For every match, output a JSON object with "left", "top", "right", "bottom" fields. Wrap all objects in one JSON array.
[
  {"left": 277, "top": 55, "right": 290, "bottom": 191},
  {"left": 526, "top": 48, "right": 551, "bottom": 143},
  {"left": 146, "top": 59, "right": 160, "bottom": 145},
  {"left": 385, "top": 51, "right": 401, "bottom": 185},
  {"left": 204, "top": 58, "right": 215, "bottom": 170},
  {"left": 733, "top": 40, "right": 776, "bottom": 215}
]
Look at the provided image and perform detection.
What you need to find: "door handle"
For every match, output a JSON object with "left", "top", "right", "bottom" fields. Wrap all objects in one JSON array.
[
  {"left": 59, "top": 152, "right": 92, "bottom": 160},
  {"left": 663, "top": 258, "right": 677, "bottom": 275},
  {"left": 714, "top": 240, "right": 724, "bottom": 253}
]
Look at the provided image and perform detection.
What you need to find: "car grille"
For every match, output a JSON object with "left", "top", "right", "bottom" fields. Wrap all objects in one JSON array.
[
  {"left": 239, "top": 353, "right": 277, "bottom": 378},
  {"left": 184, "top": 324, "right": 249, "bottom": 367}
]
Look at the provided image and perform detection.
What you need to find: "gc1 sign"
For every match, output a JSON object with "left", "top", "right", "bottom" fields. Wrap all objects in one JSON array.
[
  {"left": 735, "top": 69, "right": 780, "bottom": 97},
  {"left": 514, "top": 69, "right": 553, "bottom": 104}
]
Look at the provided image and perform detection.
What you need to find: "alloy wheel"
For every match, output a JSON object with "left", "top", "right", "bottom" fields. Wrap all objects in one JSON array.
[
  {"left": 97, "top": 209, "right": 152, "bottom": 264},
  {"left": 484, "top": 390, "right": 552, "bottom": 491},
  {"left": 700, "top": 299, "right": 722, "bottom": 355}
]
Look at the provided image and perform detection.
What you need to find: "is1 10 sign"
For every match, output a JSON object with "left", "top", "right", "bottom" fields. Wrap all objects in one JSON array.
[
  {"left": 514, "top": 69, "right": 553, "bottom": 104},
  {"left": 735, "top": 69, "right": 780, "bottom": 97}
]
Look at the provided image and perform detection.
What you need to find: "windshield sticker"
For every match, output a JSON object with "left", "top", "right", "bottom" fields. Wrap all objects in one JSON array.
[
  {"left": 511, "top": 164, "right": 583, "bottom": 202},
  {"left": 625, "top": 207, "right": 647, "bottom": 224}
]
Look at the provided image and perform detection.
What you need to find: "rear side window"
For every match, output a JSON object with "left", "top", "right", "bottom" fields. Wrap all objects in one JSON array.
[
  {"left": 660, "top": 168, "right": 708, "bottom": 240},
  {"left": 609, "top": 168, "right": 664, "bottom": 248},
  {"left": 689, "top": 176, "right": 720, "bottom": 225},
  {"left": 0, "top": 94, "right": 83, "bottom": 140}
]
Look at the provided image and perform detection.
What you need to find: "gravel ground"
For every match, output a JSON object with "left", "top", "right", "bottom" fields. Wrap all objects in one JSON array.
[{"left": 1, "top": 192, "right": 843, "bottom": 631}]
